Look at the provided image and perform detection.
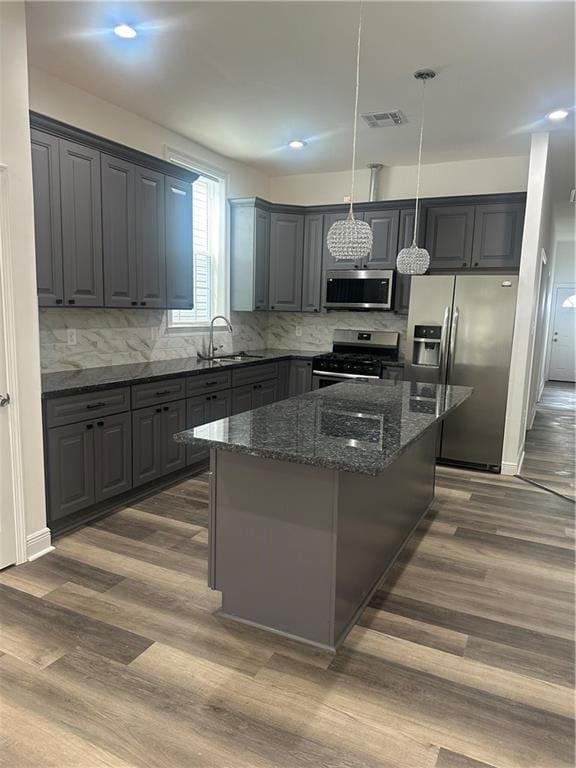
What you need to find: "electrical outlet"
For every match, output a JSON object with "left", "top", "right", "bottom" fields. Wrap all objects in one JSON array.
[
  {"left": 295, "top": 328, "right": 302, "bottom": 338},
  {"left": 67, "top": 329, "right": 77, "bottom": 345}
]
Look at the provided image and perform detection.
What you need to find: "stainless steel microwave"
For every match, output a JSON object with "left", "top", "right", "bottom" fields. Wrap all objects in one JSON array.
[{"left": 324, "top": 270, "right": 394, "bottom": 310}]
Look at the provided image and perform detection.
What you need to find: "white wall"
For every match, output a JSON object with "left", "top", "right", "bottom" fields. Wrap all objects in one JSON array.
[
  {"left": 0, "top": 3, "right": 51, "bottom": 559},
  {"left": 501, "top": 132, "right": 551, "bottom": 475},
  {"left": 269, "top": 155, "right": 529, "bottom": 206},
  {"left": 28, "top": 68, "right": 270, "bottom": 199}
]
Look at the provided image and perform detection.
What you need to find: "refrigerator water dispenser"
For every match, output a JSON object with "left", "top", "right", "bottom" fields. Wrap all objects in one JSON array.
[{"left": 412, "top": 325, "right": 442, "bottom": 367}]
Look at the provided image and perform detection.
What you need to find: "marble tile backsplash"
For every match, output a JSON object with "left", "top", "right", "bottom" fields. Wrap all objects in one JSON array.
[
  {"left": 39, "top": 309, "right": 267, "bottom": 372},
  {"left": 265, "top": 312, "right": 408, "bottom": 357},
  {"left": 39, "top": 308, "right": 407, "bottom": 372}
]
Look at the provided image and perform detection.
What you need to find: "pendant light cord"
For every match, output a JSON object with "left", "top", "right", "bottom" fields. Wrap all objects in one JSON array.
[
  {"left": 412, "top": 76, "right": 427, "bottom": 246},
  {"left": 349, "top": 1, "right": 363, "bottom": 219}
]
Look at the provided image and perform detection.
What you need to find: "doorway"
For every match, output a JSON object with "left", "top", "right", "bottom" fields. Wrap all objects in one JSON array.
[{"left": 549, "top": 286, "right": 576, "bottom": 381}]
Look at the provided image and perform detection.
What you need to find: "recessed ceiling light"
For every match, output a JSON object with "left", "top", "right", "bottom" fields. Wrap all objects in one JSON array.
[
  {"left": 547, "top": 109, "right": 569, "bottom": 121},
  {"left": 288, "top": 139, "right": 306, "bottom": 150},
  {"left": 114, "top": 23, "right": 137, "bottom": 39}
]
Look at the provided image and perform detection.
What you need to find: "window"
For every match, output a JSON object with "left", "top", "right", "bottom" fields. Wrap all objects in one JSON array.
[
  {"left": 168, "top": 156, "right": 227, "bottom": 329},
  {"left": 561, "top": 294, "right": 576, "bottom": 308}
]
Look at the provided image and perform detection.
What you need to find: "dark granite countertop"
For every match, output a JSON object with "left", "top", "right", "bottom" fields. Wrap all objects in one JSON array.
[
  {"left": 174, "top": 380, "right": 472, "bottom": 476},
  {"left": 41, "top": 349, "right": 323, "bottom": 398}
]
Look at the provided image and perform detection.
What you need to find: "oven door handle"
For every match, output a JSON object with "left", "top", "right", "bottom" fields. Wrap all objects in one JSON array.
[{"left": 312, "top": 371, "right": 381, "bottom": 380}]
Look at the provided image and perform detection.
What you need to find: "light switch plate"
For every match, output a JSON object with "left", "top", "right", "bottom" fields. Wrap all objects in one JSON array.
[
  {"left": 67, "top": 329, "right": 77, "bottom": 345},
  {"left": 295, "top": 328, "right": 302, "bottom": 337}
]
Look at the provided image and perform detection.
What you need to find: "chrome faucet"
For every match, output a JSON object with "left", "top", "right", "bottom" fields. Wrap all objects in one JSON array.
[{"left": 198, "top": 315, "right": 233, "bottom": 360}]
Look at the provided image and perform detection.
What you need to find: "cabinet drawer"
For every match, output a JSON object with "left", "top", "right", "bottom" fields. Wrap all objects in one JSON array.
[
  {"left": 231, "top": 362, "right": 278, "bottom": 388},
  {"left": 186, "top": 370, "right": 232, "bottom": 397},
  {"left": 45, "top": 386, "right": 130, "bottom": 428},
  {"left": 132, "top": 377, "right": 186, "bottom": 408}
]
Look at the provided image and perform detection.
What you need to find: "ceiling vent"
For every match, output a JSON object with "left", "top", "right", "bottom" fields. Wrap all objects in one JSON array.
[{"left": 361, "top": 110, "right": 407, "bottom": 128}]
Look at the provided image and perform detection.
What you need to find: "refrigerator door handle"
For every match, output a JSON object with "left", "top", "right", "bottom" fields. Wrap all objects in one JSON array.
[
  {"left": 448, "top": 306, "right": 460, "bottom": 377},
  {"left": 439, "top": 306, "right": 452, "bottom": 382}
]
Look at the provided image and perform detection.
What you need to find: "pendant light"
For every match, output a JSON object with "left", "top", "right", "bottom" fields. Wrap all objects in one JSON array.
[
  {"left": 326, "top": 2, "right": 373, "bottom": 262},
  {"left": 396, "top": 69, "right": 436, "bottom": 275}
]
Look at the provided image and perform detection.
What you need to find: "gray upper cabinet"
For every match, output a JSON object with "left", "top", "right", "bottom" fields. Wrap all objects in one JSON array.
[
  {"left": 322, "top": 211, "right": 365, "bottom": 271},
  {"left": 31, "top": 130, "right": 63, "bottom": 307},
  {"left": 165, "top": 176, "right": 194, "bottom": 310},
  {"left": 60, "top": 139, "right": 103, "bottom": 306},
  {"left": 425, "top": 205, "right": 476, "bottom": 272},
  {"left": 394, "top": 208, "right": 416, "bottom": 314},
  {"left": 363, "top": 209, "right": 400, "bottom": 269},
  {"left": 471, "top": 203, "right": 524, "bottom": 270},
  {"left": 269, "top": 213, "right": 304, "bottom": 311},
  {"left": 102, "top": 154, "right": 137, "bottom": 307},
  {"left": 135, "top": 167, "right": 166, "bottom": 308},
  {"left": 301, "top": 214, "right": 323, "bottom": 312},
  {"left": 230, "top": 201, "right": 270, "bottom": 311}
]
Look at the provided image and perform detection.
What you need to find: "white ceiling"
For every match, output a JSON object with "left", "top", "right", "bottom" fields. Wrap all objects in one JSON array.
[{"left": 25, "top": 1, "right": 575, "bottom": 176}]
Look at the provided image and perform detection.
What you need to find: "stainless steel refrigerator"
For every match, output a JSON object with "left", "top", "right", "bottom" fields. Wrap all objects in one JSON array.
[{"left": 404, "top": 275, "right": 518, "bottom": 471}]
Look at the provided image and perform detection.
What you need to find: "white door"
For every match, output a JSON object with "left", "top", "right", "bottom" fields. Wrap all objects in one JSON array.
[
  {"left": 0, "top": 213, "right": 17, "bottom": 569},
  {"left": 549, "top": 286, "right": 576, "bottom": 382}
]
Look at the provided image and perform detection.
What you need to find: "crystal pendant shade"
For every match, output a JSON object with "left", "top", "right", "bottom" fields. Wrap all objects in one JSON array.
[
  {"left": 327, "top": 216, "right": 373, "bottom": 261},
  {"left": 396, "top": 244, "right": 430, "bottom": 275}
]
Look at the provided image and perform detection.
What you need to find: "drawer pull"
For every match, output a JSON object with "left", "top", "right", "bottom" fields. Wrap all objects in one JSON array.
[
  {"left": 85, "top": 402, "right": 106, "bottom": 410},
  {"left": 155, "top": 389, "right": 171, "bottom": 396}
]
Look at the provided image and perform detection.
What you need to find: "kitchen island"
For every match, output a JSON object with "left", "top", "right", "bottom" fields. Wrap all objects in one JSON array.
[{"left": 174, "top": 379, "right": 471, "bottom": 650}]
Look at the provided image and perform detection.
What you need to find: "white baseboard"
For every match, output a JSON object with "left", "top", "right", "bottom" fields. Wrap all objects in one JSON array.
[
  {"left": 26, "top": 527, "right": 54, "bottom": 561},
  {"left": 501, "top": 447, "right": 525, "bottom": 476}
]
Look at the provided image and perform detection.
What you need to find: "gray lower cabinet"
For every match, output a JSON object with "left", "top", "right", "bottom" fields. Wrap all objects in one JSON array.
[
  {"left": 301, "top": 214, "right": 324, "bottom": 312},
  {"left": 471, "top": 203, "right": 524, "bottom": 270},
  {"left": 187, "top": 391, "right": 231, "bottom": 465},
  {"left": 132, "top": 399, "right": 186, "bottom": 487},
  {"left": 230, "top": 201, "right": 270, "bottom": 311},
  {"left": 135, "top": 166, "right": 166, "bottom": 308},
  {"left": 132, "top": 405, "right": 163, "bottom": 487},
  {"left": 363, "top": 209, "right": 400, "bottom": 269},
  {"left": 60, "top": 139, "right": 104, "bottom": 306},
  {"left": 94, "top": 413, "right": 132, "bottom": 502},
  {"left": 31, "top": 130, "right": 63, "bottom": 307},
  {"left": 102, "top": 154, "right": 138, "bottom": 307},
  {"left": 277, "top": 360, "right": 291, "bottom": 400},
  {"left": 47, "top": 420, "right": 95, "bottom": 522},
  {"left": 269, "top": 213, "right": 304, "bottom": 311},
  {"left": 232, "top": 379, "right": 278, "bottom": 415},
  {"left": 289, "top": 359, "right": 313, "bottom": 396},
  {"left": 425, "top": 205, "right": 476, "bottom": 272},
  {"left": 47, "top": 412, "right": 131, "bottom": 523},
  {"left": 165, "top": 176, "right": 194, "bottom": 309}
]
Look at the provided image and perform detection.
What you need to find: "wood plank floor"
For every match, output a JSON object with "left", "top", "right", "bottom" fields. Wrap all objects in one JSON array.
[
  {"left": 521, "top": 381, "right": 576, "bottom": 501},
  {"left": 0, "top": 467, "right": 574, "bottom": 768}
]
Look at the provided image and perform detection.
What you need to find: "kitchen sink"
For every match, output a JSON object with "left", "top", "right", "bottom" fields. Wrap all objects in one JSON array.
[{"left": 211, "top": 352, "right": 264, "bottom": 362}]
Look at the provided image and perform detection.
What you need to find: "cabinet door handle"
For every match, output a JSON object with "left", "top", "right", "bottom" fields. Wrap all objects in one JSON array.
[
  {"left": 473, "top": 262, "right": 479, "bottom": 267},
  {"left": 131, "top": 301, "right": 138, "bottom": 306},
  {"left": 163, "top": 406, "right": 169, "bottom": 411},
  {"left": 96, "top": 421, "right": 104, "bottom": 427},
  {"left": 55, "top": 299, "right": 63, "bottom": 305},
  {"left": 155, "top": 408, "right": 162, "bottom": 413},
  {"left": 68, "top": 299, "right": 76, "bottom": 305},
  {"left": 85, "top": 423, "right": 94, "bottom": 430},
  {"left": 86, "top": 402, "right": 106, "bottom": 410},
  {"left": 140, "top": 301, "right": 147, "bottom": 306}
]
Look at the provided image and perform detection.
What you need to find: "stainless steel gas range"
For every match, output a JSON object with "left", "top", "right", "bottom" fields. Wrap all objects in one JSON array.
[{"left": 312, "top": 329, "right": 401, "bottom": 389}]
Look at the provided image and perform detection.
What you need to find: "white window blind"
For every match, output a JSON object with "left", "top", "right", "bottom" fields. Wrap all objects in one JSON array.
[{"left": 170, "top": 173, "right": 225, "bottom": 328}]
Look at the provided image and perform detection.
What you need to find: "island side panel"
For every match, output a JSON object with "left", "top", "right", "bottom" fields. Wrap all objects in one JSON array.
[
  {"left": 333, "top": 425, "right": 438, "bottom": 646},
  {"left": 213, "top": 451, "right": 338, "bottom": 647}
]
